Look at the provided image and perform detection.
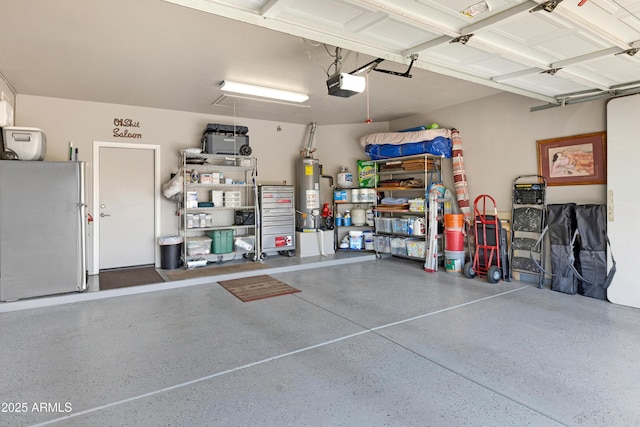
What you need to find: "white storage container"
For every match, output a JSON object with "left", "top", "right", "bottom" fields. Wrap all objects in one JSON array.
[
  {"left": 224, "top": 191, "right": 242, "bottom": 207},
  {"left": 390, "top": 237, "right": 407, "bottom": 256},
  {"left": 186, "top": 236, "right": 212, "bottom": 256},
  {"left": 374, "top": 235, "right": 391, "bottom": 253},
  {"left": 392, "top": 218, "right": 410, "bottom": 234},
  {"left": 375, "top": 217, "right": 393, "bottom": 233},
  {"left": 363, "top": 230, "right": 374, "bottom": 250},
  {"left": 234, "top": 235, "right": 255, "bottom": 252},
  {"left": 2, "top": 127, "right": 46, "bottom": 160}
]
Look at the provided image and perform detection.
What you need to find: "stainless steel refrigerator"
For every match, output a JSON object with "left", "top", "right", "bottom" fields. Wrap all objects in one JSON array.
[{"left": 0, "top": 160, "right": 87, "bottom": 301}]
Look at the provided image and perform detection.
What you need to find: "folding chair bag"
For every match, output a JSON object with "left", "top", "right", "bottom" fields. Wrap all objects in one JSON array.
[
  {"left": 574, "top": 204, "right": 609, "bottom": 300},
  {"left": 547, "top": 203, "right": 579, "bottom": 294}
]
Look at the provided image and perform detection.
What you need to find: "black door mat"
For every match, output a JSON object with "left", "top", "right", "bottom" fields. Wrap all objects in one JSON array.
[{"left": 99, "top": 266, "right": 164, "bottom": 290}]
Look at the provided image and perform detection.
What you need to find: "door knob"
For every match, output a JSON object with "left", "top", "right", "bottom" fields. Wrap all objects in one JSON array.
[{"left": 100, "top": 213, "right": 111, "bottom": 217}]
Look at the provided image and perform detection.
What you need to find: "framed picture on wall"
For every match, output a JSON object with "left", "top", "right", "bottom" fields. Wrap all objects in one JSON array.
[{"left": 537, "top": 132, "right": 607, "bottom": 186}]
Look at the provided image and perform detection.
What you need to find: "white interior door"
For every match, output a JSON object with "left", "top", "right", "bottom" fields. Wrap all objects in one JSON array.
[
  {"left": 606, "top": 95, "right": 640, "bottom": 309},
  {"left": 98, "top": 145, "right": 156, "bottom": 270}
]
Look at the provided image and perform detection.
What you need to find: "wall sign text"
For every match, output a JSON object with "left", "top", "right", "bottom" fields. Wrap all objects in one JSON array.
[{"left": 113, "top": 118, "right": 142, "bottom": 139}]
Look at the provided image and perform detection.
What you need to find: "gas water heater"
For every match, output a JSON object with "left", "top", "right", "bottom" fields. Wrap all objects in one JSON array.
[
  {"left": 296, "top": 157, "right": 321, "bottom": 231},
  {"left": 296, "top": 123, "right": 321, "bottom": 231}
]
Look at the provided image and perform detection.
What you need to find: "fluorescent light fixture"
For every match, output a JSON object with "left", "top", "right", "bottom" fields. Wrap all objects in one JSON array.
[{"left": 220, "top": 80, "right": 308, "bottom": 103}]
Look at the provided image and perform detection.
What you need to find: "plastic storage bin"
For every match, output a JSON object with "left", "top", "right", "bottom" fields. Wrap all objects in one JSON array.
[
  {"left": 392, "top": 218, "right": 410, "bottom": 234},
  {"left": 234, "top": 235, "right": 255, "bottom": 252},
  {"left": 374, "top": 235, "right": 391, "bottom": 253},
  {"left": 390, "top": 237, "right": 407, "bottom": 256},
  {"left": 375, "top": 217, "right": 393, "bottom": 233},
  {"left": 186, "top": 236, "right": 212, "bottom": 256},
  {"left": 406, "top": 239, "right": 427, "bottom": 258},
  {"left": 206, "top": 229, "right": 234, "bottom": 254}
]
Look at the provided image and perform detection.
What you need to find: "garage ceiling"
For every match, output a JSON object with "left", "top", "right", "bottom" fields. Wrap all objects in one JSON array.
[
  {"left": 1, "top": 0, "right": 639, "bottom": 125},
  {"left": 168, "top": 0, "right": 640, "bottom": 107}
]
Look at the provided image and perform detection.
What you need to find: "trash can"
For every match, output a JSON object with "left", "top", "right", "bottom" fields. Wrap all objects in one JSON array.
[{"left": 159, "top": 236, "right": 183, "bottom": 270}]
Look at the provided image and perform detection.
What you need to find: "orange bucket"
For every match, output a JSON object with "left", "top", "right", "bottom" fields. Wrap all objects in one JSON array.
[{"left": 444, "top": 213, "right": 464, "bottom": 230}]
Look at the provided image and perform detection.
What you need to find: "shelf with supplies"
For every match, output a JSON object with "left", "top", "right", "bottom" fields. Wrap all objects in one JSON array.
[
  {"left": 371, "top": 154, "right": 447, "bottom": 265},
  {"left": 332, "top": 186, "right": 376, "bottom": 252},
  {"left": 179, "top": 150, "right": 259, "bottom": 266}
]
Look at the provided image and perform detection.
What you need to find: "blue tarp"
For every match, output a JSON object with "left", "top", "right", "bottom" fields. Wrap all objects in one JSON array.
[{"left": 365, "top": 136, "right": 452, "bottom": 160}]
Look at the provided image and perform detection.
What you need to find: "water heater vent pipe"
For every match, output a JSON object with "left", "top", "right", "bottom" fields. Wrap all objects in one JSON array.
[{"left": 301, "top": 122, "right": 317, "bottom": 158}]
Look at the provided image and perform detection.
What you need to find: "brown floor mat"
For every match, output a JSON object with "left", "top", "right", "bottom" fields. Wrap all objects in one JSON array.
[
  {"left": 217, "top": 275, "right": 300, "bottom": 302},
  {"left": 99, "top": 266, "right": 164, "bottom": 290}
]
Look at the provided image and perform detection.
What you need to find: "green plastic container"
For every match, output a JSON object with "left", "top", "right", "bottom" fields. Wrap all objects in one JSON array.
[{"left": 207, "top": 229, "right": 234, "bottom": 254}]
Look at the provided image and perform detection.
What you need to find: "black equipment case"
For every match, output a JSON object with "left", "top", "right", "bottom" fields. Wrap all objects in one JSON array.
[{"left": 201, "top": 123, "right": 251, "bottom": 155}]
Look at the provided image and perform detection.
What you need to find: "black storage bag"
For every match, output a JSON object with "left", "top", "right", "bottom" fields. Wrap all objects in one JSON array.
[
  {"left": 547, "top": 203, "right": 579, "bottom": 294},
  {"left": 573, "top": 205, "right": 610, "bottom": 300}
]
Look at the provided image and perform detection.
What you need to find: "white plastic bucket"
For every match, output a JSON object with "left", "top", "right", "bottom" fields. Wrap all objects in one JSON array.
[
  {"left": 349, "top": 230, "right": 363, "bottom": 250},
  {"left": 445, "top": 250, "right": 466, "bottom": 274},
  {"left": 363, "top": 230, "right": 374, "bottom": 250}
]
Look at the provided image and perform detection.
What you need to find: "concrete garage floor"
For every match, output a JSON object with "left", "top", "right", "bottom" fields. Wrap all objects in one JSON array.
[{"left": 1, "top": 256, "right": 639, "bottom": 426}]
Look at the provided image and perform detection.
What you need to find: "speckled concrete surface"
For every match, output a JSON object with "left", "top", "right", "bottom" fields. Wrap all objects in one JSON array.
[{"left": 1, "top": 257, "right": 639, "bottom": 426}]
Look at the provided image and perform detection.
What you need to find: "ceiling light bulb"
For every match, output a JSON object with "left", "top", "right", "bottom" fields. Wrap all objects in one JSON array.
[{"left": 220, "top": 81, "right": 309, "bottom": 103}]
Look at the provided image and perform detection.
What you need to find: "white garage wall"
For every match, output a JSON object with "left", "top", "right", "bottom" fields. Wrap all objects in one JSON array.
[
  {"left": 391, "top": 92, "right": 608, "bottom": 211},
  {"left": 14, "top": 92, "right": 609, "bottom": 273},
  {"left": 13, "top": 95, "right": 388, "bottom": 272}
]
